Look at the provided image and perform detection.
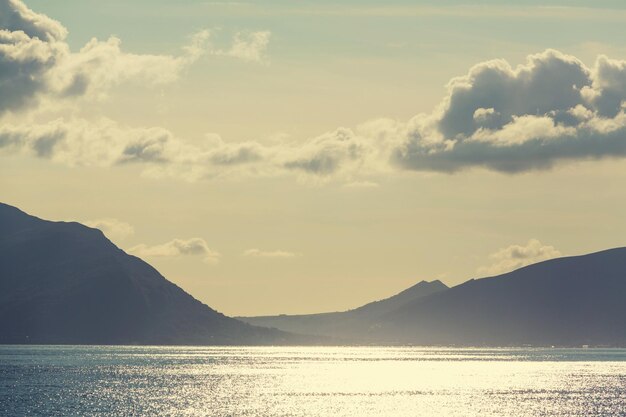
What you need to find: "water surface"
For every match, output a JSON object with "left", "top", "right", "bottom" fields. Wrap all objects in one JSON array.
[{"left": 1, "top": 346, "right": 625, "bottom": 416}]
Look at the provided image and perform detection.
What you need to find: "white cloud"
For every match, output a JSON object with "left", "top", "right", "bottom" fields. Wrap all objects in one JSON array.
[
  {"left": 0, "top": 0, "right": 270, "bottom": 113},
  {"left": 52, "top": 34, "right": 205, "bottom": 100},
  {"left": 83, "top": 218, "right": 134, "bottom": 241},
  {"left": 243, "top": 249, "right": 300, "bottom": 259},
  {"left": 0, "top": 117, "right": 383, "bottom": 181},
  {"left": 393, "top": 49, "right": 626, "bottom": 173},
  {"left": 6, "top": 49, "right": 626, "bottom": 182},
  {"left": 473, "top": 107, "right": 498, "bottom": 123},
  {"left": 5, "top": 1, "right": 626, "bottom": 182},
  {"left": 103, "top": 50, "right": 626, "bottom": 179},
  {"left": 0, "top": 118, "right": 184, "bottom": 166},
  {"left": 224, "top": 31, "right": 271, "bottom": 63},
  {"left": 0, "top": 0, "right": 66, "bottom": 41},
  {"left": 477, "top": 239, "right": 562, "bottom": 276},
  {"left": 129, "top": 238, "right": 221, "bottom": 264}
]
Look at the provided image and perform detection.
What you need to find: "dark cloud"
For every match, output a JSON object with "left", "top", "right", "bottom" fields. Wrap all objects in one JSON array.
[
  {"left": 284, "top": 154, "right": 340, "bottom": 175},
  {"left": 118, "top": 133, "right": 173, "bottom": 164},
  {"left": 438, "top": 50, "right": 591, "bottom": 138},
  {"left": 395, "top": 122, "right": 626, "bottom": 173},
  {"left": 0, "top": 0, "right": 71, "bottom": 113},
  {"left": 282, "top": 128, "right": 369, "bottom": 176},
  {"left": 208, "top": 143, "right": 264, "bottom": 166},
  {"left": 0, "top": 122, "right": 66, "bottom": 158},
  {"left": 0, "top": 30, "right": 60, "bottom": 113}
]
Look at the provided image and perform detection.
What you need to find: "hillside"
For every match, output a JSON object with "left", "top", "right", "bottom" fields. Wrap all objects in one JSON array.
[
  {"left": 3, "top": 202, "right": 625, "bottom": 347},
  {"left": 240, "top": 280, "right": 448, "bottom": 340},
  {"left": 0, "top": 203, "right": 292, "bottom": 345},
  {"left": 243, "top": 249, "right": 626, "bottom": 346},
  {"left": 375, "top": 248, "right": 626, "bottom": 346}
]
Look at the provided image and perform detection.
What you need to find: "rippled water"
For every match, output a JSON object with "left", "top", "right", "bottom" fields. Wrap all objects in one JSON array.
[{"left": 1, "top": 346, "right": 625, "bottom": 416}]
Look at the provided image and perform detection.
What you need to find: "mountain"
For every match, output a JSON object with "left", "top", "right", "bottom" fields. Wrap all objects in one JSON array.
[
  {"left": 243, "top": 249, "right": 626, "bottom": 347},
  {"left": 239, "top": 280, "right": 448, "bottom": 340},
  {"left": 3, "top": 201, "right": 625, "bottom": 347},
  {"left": 0, "top": 203, "right": 293, "bottom": 345},
  {"left": 374, "top": 248, "right": 626, "bottom": 346}
]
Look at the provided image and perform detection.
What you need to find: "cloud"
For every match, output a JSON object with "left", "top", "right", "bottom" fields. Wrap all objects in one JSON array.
[
  {"left": 0, "top": 117, "right": 284, "bottom": 181},
  {"left": 0, "top": 0, "right": 66, "bottom": 41},
  {"left": 5, "top": 3, "right": 626, "bottom": 183},
  {"left": 0, "top": 0, "right": 270, "bottom": 113},
  {"left": 0, "top": 0, "right": 199, "bottom": 111},
  {"left": 0, "top": 118, "right": 380, "bottom": 181},
  {"left": 393, "top": 50, "right": 626, "bottom": 173},
  {"left": 224, "top": 31, "right": 271, "bottom": 63},
  {"left": 0, "top": 13, "right": 67, "bottom": 113},
  {"left": 143, "top": 49, "right": 626, "bottom": 181},
  {"left": 53, "top": 34, "right": 207, "bottom": 100},
  {"left": 83, "top": 218, "right": 134, "bottom": 241},
  {"left": 129, "top": 238, "right": 221, "bottom": 264},
  {"left": 6, "top": 49, "right": 626, "bottom": 182},
  {"left": 279, "top": 123, "right": 395, "bottom": 180},
  {"left": 243, "top": 249, "right": 300, "bottom": 259},
  {"left": 0, "top": 118, "right": 185, "bottom": 167},
  {"left": 477, "top": 239, "right": 561, "bottom": 276}
]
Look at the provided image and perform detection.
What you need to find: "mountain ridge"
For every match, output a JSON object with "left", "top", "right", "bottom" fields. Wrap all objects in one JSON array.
[
  {"left": 0, "top": 202, "right": 296, "bottom": 345},
  {"left": 2, "top": 202, "right": 626, "bottom": 346},
  {"left": 239, "top": 279, "right": 448, "bottom": 340},
  {"left": 375, "top": 246, "right": 626, "bottom": 346},
  {"left": 241, "top": 247, "right": 626, "bottom": 346}
]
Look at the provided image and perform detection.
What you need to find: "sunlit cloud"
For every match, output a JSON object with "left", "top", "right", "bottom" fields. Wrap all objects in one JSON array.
[
  {"left": 0, "top": 0, "right": 270, "bottom": 113},
  {"left": 5, "top": 0, "right": 626, "bottom": 183},
  {"left": 0, "top": 118, "right": 183, "bottom": 166},
  {"left": 83, "top": 218, "right": 135, "bottom": 241},
  {"left": 243, "top": 249, "right": 300, "bottom": 259},
  {"left": 392, "top": 50, "right": 626, "bottom": 173},
  {"left": 129, "top": 238, "right": 221, "bottom": 264},
  {"left": 477, "top": 239, "right": 562, "bottom": 276},
  {"left": 224, "top": 31, "right": 271, "bottom": 63}
]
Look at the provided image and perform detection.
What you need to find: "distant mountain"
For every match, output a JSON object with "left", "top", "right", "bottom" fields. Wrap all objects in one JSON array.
[
  {"left": 375, "top": 248, "right": 626, "bottom": 346},
  {"left": 243, "top": 249, "right": 626, "bottom": 347},
  {"left": 239, "top": 280, "right": 448, "bottom": 340},
  {"left": 350, "top": 279, "right": 449, "bottom": 318},
  {"left": 0, "top": 203, "right": 293, "bottom": 345}
]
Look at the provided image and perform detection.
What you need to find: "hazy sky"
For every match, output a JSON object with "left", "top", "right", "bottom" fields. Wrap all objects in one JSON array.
[{"left": 3, "top": 0, "right": 626, "bottom": 316}]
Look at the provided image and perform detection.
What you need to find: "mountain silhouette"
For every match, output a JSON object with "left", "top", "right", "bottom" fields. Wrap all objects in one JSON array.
[
  {"left": 3, "top": 202, "right": 626, "bottom": 346},
  {"left": 0, "top": 203, "right": 292, "bottom": 345},
  {"left": 243, "top": 249, "right": 626, "bottom": 346},
  {"left": 376, "top": 248, "right": 626, "bottom": 346},
  {"left": 239, "top": 280, "right": 448, "bottom": 340}
]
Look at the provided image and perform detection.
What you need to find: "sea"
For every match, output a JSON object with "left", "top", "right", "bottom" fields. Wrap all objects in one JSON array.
[{"left": 1, "top": 346, "right": 625, "bottom": 416}]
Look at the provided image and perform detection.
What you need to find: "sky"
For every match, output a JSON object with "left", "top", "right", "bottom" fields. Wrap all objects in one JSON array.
[{"left": 2, "top": 0, "right": 626, "bottom": 316}]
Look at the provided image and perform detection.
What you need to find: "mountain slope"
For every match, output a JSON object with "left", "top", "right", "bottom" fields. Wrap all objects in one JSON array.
[
  {"left": 0, "top": 203, "right": 291, "bottom": 345},
  {"left": 239, "top": 280, "right": 448, "bottom": 339},
  {"left": 375, "top": 248, "right": 626, "bottom": 346}
]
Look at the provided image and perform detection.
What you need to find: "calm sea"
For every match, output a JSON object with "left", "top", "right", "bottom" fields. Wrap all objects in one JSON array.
[{"left": 1, "top": 346, "right": 625, "bottom": 416}]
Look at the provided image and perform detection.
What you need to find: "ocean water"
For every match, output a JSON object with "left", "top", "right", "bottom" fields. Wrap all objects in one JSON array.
[{"left": 1, "top": 346, "right": 625, "bottom": 416}]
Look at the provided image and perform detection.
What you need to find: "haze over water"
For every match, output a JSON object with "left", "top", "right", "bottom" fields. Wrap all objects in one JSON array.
[{"left": 1, "top": 346, "right": 625, "bottom": 416}]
